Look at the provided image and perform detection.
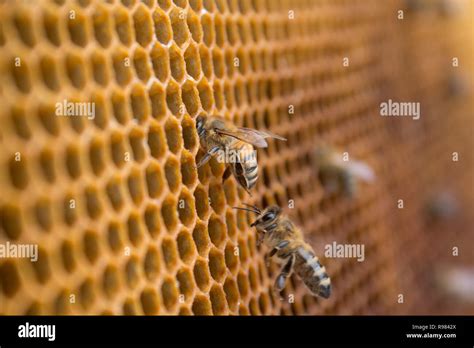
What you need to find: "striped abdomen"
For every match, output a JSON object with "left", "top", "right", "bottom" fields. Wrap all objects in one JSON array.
[
  {"left": 294, "top": 246, "right": 331, "bottom": 299},
  {"left": 233, "top": 142, "right": 258, "bottom": 190}
]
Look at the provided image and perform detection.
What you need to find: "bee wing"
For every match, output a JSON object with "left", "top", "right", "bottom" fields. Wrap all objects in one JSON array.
[
  {"left": 347, "top": 161, "right": 375, "bottom": 183},
  {"left": 214, "top": 127, "right": 286, "bottom": 148}
]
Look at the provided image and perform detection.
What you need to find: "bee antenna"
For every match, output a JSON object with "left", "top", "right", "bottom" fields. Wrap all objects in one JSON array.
[
  {"left": 232, "top": 206, "right": 260, "bottom": 215},
  {"left": 242, "top": 203, "right": 261, "bottom": 214}
]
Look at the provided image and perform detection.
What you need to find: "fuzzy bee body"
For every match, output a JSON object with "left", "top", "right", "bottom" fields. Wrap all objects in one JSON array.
[
  {"left": 237, "top": 205, "right": 331, "bottom": 299},
  {"left": 315, "top": 146, "right": 375, "bottom": 198},
  {"left": 196, "top": 115, "right": 285, "bottom": 193}
]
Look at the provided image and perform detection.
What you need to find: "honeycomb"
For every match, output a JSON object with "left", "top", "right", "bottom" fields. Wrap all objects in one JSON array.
[{"left": 0, "top": 0, "right": 473, "bottom": 315}]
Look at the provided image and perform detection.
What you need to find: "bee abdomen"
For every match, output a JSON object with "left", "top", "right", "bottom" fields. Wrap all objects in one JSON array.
[
  {"left": 295, "top": 247, "right": 331, "bottom": 299},
  {"left": 245, "top": 161, "right": 258, "bottom": 189}
]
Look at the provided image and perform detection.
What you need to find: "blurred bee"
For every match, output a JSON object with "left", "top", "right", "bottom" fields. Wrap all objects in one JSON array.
[
  {"left": 195, "top": 115, "right": 286, "bottom": 193},
  {"left": 234, "top": 204, "right": 331, "bottom": 299},
  {"left": 314, "top": 146, "right": 375, "bottom": 198},
  {"left": 425, "top": 191, "right": 459, "bottom": 222}
]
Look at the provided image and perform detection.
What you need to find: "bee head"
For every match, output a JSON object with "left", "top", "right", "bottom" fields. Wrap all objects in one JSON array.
[
  {"left": 196, "top": 115, "right": 206, "bottom": 138},
  {"left": 251, "top": 205, "right": 281, "bottom": 229}
]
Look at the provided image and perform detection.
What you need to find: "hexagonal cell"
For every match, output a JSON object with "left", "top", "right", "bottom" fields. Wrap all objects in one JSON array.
[
  {"left": 197, "top": 79, "right": 214, "bottom": 112},
  {"left": 192, "top": 294, "right": 212, "bottom": 315},
  {"left": 88, "top": 137, "right": 106, "bottom": 176},
  {"left": 128, "top": 127, "right": 146, "bottom": 163},
  {"left": 145, "top": 162, "right": 165, "bottom": 199},
  {"left": 123, "top": 298, "right": 140, "bottom": 315},
  {"left": 189, "top": 0, "right": 202, "bottom": 12},
  {"left": 193, "top": 185, "right": 209, "bottom": 220},
  {"left": 237, "top": 271, "right": 250, "bottom": 299},
  {"left": 208, "top": 248, "right": 226, "bottom": 282},
  {"left": 133, "top": 5, "right": 153, "bottom": 46},
  {"left": 153, "top": 8, "right": 172, "bottom": 45},
  {"left": 147, "top": 124, "right": 167, "bottom": 160},
  {"left": 107, "top": 221, "right": 124, "bottom": 254},
  {"left": 0, "top": 260, "right": 21, "bottom": 297},
  {"left": 61, "top": 240, "right": 77, "bottom": 273},
  {"left": 65, "top": 53, "right": 86, "bottom": 89},
  {"left": 144, "top": 203, "right": 162, "bottom": 237},
  {"left": 106, "top": 176, "right": 125, "bottom": 212},
  {"left": 214, "top": 14, "right": 226, "bottom": 47},
  {"left": 210, "top": 284, "right": 228, "bottom": 315},
  {"left": 169, "top": 44, "right": 186, "bottom": 82},
  {"left": 181, "top": 81, "right": 200, "bottom": 116},
  {"left": 110, "top": 89, "right": 130, "bottom": 125},
  {"left": 84, "top": 185, "right": 103, "bottom": 220},
  {"left": 193, "top": 258, "right": 211, "bottom": 291},
  {"left": 161, "top": 277, "right": 179, "bottom": 311},
  {"left": 165, "top": 117, "right": 183, "bottom": 154},
  {"left": 177, "top": 190, "right": 195, "bottom": 227},
  {"left": 125, "top": 256, "right": 141, "bottom": 289},
  {"left": 127, "top": 168, "right": 145, "bottom": 206},
  {"left": 10, "top": 56, "right": 32, "bottom": 93},
  {"left": 164, "top": 156, "right": 182, "bottom": 193},
  {"left": 127, "top": 212, "right": 144, "bottom": 247},
  {"left": 144, "top": 246, "right": 161, "bottom": 281},
  {"left": 102, "top": 264, "right": 120, "bottom": 299},
  {"left": 161, "top": 195, "right": 179, "bottom": 233},
  {"left": 176, "top": 267, "right": 195, "bottom": 300},
  {"left": 140, "top": 287, "right": 160, "bottom": 315},
  {"left": 92, "top": 5, "right": 112, "bottom": 47},
  {"left": 169, "top": 7, "right": 190, "bottom": 47},
  {"left": 10, "top": 105, "right": 31, "bottom": 140},
  {"left": 180, "top": 151, "right": 197, "bottom": 187},
  {"left": 82, "top": 230, "right": 100, "bottom": 264},
  {"left": 9, "top": 153, "right": 29, "bottom": 190},
  {"left": 33, "top": 198, "right": 53, "bottom": 232},
  {"left": 208, "top": 215, "right": 226, "bottom": 248},
  {"left": 166, "top": 80, "right": 183, "bottom": 116},
  {"left": 62, "top": 193, "right": 77, "bottom": 226},
  {"left": 148, "top": 82, "right": 167, "bottom": 119},
  {"left": 208, "top": 181, "right": 226, "bottom": 214},
  {"left": 114, "top": 7, "right": 132, "bottom": 46},
  {"left": 177, "top": 230, "right": 197, "bottom": 264},
  {"left": 67, "top": 10, "right": 89, "bottom": 47},
  {"left": 39, "top": 55, "right": 60, "bottom": 91},
  {"left": 223, "top": 277, "right": 239, "bottom": 311},
  {"left": 112, "top": 49, "right": 132, "bottom": 86},
  {"left": 199, "top": 46, "right": 213, "bottom": 79},
  {"left": 43, "top": 10, "right": 61, "bottom": 46},
  {"left": 224, "top": 243, "right": 239, "bottom": 273},
  {"left": 78, "top": 278, "right": 95, "bottom": 310},
  {"left": 1, "top": 204, "right": 23, "bottom": 240},
  {"left": 187, "top": 11, "right": 202, "bottom": 43},
  {"left": 161, "top": 238, "right": 179, "bottom": 272},
  {"left": 38, "top": 103, "right": 60, "bottom": 136},
  {"left": 133, "top": 46, "right": 152, "bottom": 82},
  {"left": 130, "top": 84, "right": 150, "bottom": 124}
]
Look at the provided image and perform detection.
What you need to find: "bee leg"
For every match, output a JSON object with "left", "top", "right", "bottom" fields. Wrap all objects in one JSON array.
[
  {"left": 222, "top": 166, "right": 232, "bottom": 181},
  {"left": 274, "top": 254, "right": 295, "bottom": 295},
  {"left": 196, "top": 147, "right": 219, "bottom": 168},
  {"left": 266, "top": 240, "right": 289, "bottom": 267}
]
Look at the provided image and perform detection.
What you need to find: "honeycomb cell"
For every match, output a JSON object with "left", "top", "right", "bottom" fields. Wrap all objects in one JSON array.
[
  {"left": 181, "top": 81, "right": 200, "bottom": 116},
  {"left": 133, "top": 5, "right": 153, "bottom": 47},
  {"left": 144, "top": 204, "right": 161, "bottom": 237},
  {"left": 127, "top": 168, "right": 145, "bottom": 206},
  {"left": 208, "top": 248, "right": 226, "bottom": 282},
  {"left": 125, "top": 256, "right": 141, "bottom": 289},
  {"left": 144, "top": 246, "right": 161, "bottom": 281},
  {"left": 39, "top": 56, "right": 60, "bottom": 91},
  {"left": 1, "top": 204, "right": 23, "bottom": 240},
  {"left": 114, "top": 7, "right": 133, "bottom": 45},
  {"left": 83, "top": 230, "right": 100, "bottom": 264},
  {"left": 177, "top": 230, "right": 196, "bottom": 264},
  {"left": 43, "top": 10, "right": 61, "bottom": 46},
  {"left": 103, "top": 264, "right": 120, "bottom": 298},
  {"left": 193, "top": 258, "right": 211, "bottom": 291},
  {"left": 176, "top": 267, "right": 195, "bottom": 299},
  {"left": 147, "top": 125, "right": 167, "bottom": 159},
  {"left": 161, "top": 238, "right": 179, "bottom": 272},
  {"left": 177, "top": 190, "right": 195, "bottom": 226},
  {"left": 92, "top": 5, "right": 112, "bottom": 48},
  {"left": 210, "top": 284, "right": 228, "bottom": 314},
  {"left": 164, "top": 156, "right": 182, "bottom": 192},
  {"left": 61, "top": 240, "right": 77, "bottom": 273},
  {"left": 153, "top": 9, "right": 172, "bottom": 45},
  {"left": 0, "top": 261, "right": 21, "bottom": 297},
  {"left": 223, "top": 277, "right": 239, "bottom": 311},
  {"left": 148, "top": 82, "right": 167, "bottom": 119},
  {"left": 193, "top": 186, "right": 209, "bottom": 220},
  {"left": 192, "top": 294, "right": 212, "bottom": 315},
  {"left": 161, "top": 196, "right": 179, "bottom": 232},
  {"left": 127, "top": 212, "right": 144, "bottom": 246},
  {"left": 170, "top": 8, "right": 190, "bottom": 47},
  {"left": 140, "top": 288, "right": 160, "bottom": 315},
  {"left": 208, "top": 215, "right": 226, "bottom": 248},
  {"left": 161, "top": 277, "right": 179, "bottom": 311},
  {"left": 133, "top": 47, "right": 152, "bottom": 82}
]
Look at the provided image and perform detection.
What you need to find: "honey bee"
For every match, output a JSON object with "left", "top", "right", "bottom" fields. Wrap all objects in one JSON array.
[
  {"left": 234, "top": 204, "right": 331, "bottom": 299},
  {"left": 195, "top": 115, "right": 286, "bottom": 193},
  {"left": 314, "top": 146, "right": 375, "bottom": 198}
]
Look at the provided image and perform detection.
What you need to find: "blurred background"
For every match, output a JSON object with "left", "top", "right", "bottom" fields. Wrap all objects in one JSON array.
[{"left": 0, "top": 0, "right": 473, "bottom": 315}]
